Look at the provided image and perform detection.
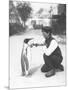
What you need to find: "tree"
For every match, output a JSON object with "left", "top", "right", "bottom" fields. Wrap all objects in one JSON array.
[
  {"left": 37, "top": 8, "right": 44, "bottom": 15},
  {"left": 9, "top": 0, "right": 20, "bottom": 23},
  {"left": 17, "top": 2, "right": 32, "bottom": 27},
  {"left": 58, "top": 4, "right": 66, "bottom": 15},
  {"left": 9, "top": 0, "right": 24, "bottom": 36}
]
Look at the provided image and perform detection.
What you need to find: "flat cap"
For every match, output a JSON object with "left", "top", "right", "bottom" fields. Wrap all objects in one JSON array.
[{"left": 42, "top": 26, "right": 52, "bottom": 33}]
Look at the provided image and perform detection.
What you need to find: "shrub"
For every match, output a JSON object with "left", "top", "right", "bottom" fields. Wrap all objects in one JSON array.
[
  {"left": 9, "top": 23, "right": 25, "bottom": 36},
  {"left": 33, "top": 24, "right": 43, "bottom": 30},
  {"left": 52, "top": 14, "right": 66, "bottom": 35}
]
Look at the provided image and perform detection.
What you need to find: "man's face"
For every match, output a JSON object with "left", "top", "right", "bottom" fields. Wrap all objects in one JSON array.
[{"left": 42, "top": 31, "right": 49, "bottom": 39}]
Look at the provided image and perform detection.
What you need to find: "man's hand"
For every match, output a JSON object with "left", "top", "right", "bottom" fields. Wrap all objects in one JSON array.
[{"left": 28, "top": 37, "right": 45, "bottom": 47}]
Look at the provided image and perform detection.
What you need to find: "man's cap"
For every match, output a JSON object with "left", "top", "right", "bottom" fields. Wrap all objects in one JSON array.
[{"left": 42, "top": 26, "right": 52, "bottom": 33}]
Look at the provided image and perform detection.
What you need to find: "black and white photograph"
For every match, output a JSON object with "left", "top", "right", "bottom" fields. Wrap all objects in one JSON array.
[{"left": 9, "top": 0, "right": 66, "bottom": 89}]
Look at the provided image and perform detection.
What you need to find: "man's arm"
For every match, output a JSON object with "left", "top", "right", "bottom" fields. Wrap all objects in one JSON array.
[
  {"left": 28, "top": 37, "right": 45, "bottom": 47},
  {"left": 43, "top": 40, "right": 58, "bottom": 56}
]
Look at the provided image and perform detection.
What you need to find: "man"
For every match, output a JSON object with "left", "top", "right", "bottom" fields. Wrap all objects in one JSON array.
[
  {"left": 28, "top": 26, "right": 64, "bottom": 77},
  {"left": 41, "top": 26, "right": 64, "bottom": 77}
]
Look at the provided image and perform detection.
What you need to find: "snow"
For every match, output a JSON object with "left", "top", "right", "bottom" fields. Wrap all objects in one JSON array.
[{"left": 9, "top": 30, "right": 66, "bottom": 89}]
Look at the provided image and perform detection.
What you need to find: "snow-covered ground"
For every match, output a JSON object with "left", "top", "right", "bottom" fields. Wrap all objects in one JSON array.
[{"left": 9, "top": 30, "right": 66, "bottom": 89}]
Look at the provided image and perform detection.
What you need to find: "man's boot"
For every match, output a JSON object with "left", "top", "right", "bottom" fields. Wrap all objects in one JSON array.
[
  {"left": 41, "top": 64, "right": 51, "bottom": 72},
  {"left": 45, "top": 69, "right": 55, "bottom": 77}
]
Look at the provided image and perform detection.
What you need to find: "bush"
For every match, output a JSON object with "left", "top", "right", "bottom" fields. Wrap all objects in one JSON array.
[
  {"left": 9, "top": 23, "right": 25, "bottom": 36},
  {"left": 52, "top": 14, "right": 66, "bottom": 35},
  {"left": 33, "top": 24, "right": 43, "bottom": 30}
]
